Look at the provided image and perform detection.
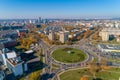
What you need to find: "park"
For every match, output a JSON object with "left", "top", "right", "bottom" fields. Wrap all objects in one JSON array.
[{"left": 52, "top": 48, "right": 87, "bottom": 63}]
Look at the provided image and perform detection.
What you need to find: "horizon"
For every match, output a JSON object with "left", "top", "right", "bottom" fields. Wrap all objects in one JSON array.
[
  {"left": 0, "top": 0, "right": 120, "bottom": 19},
  {"left": 0, "top": 16, "right": 120, "bottom": 20}
]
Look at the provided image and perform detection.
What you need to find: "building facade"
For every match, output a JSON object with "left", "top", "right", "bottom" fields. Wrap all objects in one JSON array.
[
  {"left": 59, "top": 31, "right": 69, "bottom": 43},
  {"left": 0, "top": 48, "right": 28, "bottom": 77},
  {"left": 48, "top": 31, "right": 55, "bottom": 41},
  {"left": 99, "top": 28, "right": 120, "bottom": 41}
]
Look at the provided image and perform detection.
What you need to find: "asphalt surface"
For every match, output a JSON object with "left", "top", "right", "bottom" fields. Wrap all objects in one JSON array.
[{"left": 37, "top": 38, "right": 100, "bottom": 80}]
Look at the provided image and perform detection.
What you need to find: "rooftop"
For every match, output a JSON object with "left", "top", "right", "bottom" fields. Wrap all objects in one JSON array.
[{"left": 7, "top": 58, "right": 23, "bottom": 66}]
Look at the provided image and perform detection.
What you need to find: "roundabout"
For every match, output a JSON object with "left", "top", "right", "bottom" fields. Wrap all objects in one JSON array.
[{"left": 52, "top": 48, "right": 87, "bottom": 63}]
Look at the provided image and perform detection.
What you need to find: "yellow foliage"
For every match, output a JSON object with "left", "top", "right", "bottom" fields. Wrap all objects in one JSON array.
[
  {"left": 19, "top": 33, "right": 37, "bottom": 50},
  {"left": 83, "top": 30, "right": 92, "bottom": 39},
  {"left": 29, "top": 72, "right": 41, "bottom": 80},
  {"left": 101, "top": 65, "right": 112, "bottom": 70}
]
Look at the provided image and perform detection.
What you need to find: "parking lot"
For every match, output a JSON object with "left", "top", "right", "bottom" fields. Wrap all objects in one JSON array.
[{"left": 100, "top": 52, "right": 120, "bottom": 59}]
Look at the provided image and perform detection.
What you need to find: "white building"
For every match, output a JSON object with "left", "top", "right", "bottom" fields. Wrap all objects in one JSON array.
[
  {"left": 0, "top": 48, "right": 28, "bottom": 76},
  {"left": 59, "top": 31, "right": 69, "bottom": 43},
  {"left": 48, "top": 31, "right": 55, "bottom": 41},
  {"left": 99, "top": 28, "right": 120, "bottom": 41}
]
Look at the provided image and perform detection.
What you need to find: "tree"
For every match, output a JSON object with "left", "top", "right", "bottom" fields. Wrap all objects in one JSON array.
[
  {"left": 100, "top": 58, "right": 112, "bottom": 70},
  {"left": 21, "top": 38, "right": 26, "bottom": 47},
  {"left": 83, "top": 30, "right": 92, "bottom": 39},
  {"left": 54, "top": 41, "right": 62, "bottom": 45},
  {"left": 65, "top": 40, "right": 72, "bottom": 45},
  {"left": 19, "top": 33, "right": 37, "bottom": 50},
  {"left": 80, "top": 76, "right": 89, "bottom": 80},
  {"left": 92, "top": 32, "right": 99, "bottom": 40},
  {"left": 29, "top": 72, "right": 41, "bottom": 80},
  {"left": 49, "top": 40, "right": 54, "bottom": 45},
  {"left": 77, "top": 34, "right": 84, "bottom": 40},
  {"left": 88, "top": 61, "right": 101, "bottom": 79}
]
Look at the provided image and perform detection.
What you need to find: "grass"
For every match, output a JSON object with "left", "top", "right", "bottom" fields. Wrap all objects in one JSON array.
[
  {"left": 60, "top": 69, "right": 92, "bottom": 80},
  {"left": 59, "top": 68, "right": 120, "bottom": 80},
  {"left": 51, "top": 67, "right": 58, "bottom": 72},
  {"left": 52, "top": 48, "right": 87, "bottom": 63},
  {"left": 52, "top": 63, "right": 60, "bottom": 68},
  {"left": 51, "top": 63, "right": 60, "bottom": 72}
]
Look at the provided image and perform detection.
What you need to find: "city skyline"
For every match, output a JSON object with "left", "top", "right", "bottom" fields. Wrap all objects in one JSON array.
[{"left": 0, "top": 0, "right": 120, "bottom": 19}]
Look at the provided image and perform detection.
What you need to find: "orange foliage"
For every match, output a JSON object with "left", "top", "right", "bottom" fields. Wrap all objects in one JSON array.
[
  {"left": 83, "top": 30, "right": 92, "bottom": 39},
  {"left": 80, "top": 76, "right": 89, "bottom": 80},
  {"left": 101, "top": 65, "right": 112, "bottom": 70}
]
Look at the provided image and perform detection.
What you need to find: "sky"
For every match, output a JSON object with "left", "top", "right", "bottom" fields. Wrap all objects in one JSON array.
[{"left": 0, "top": 0, "right": 120, "bottom": 19}]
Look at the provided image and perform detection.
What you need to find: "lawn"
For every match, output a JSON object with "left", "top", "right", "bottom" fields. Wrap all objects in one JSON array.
[
  {"left": 52, "top": 48, "right": 87, "bottom": 63},
  {"left": 59, "top": 68, "right": 120, "bottom": 80}
]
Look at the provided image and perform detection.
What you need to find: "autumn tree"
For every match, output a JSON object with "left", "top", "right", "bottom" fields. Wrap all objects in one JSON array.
[
  {"left": 65, "top": 40, "right": 72, "bottom": 45},
  {"left": 77, "top": 34, "right": 84, "bottom": 40},
  {"left": 92, "top": 32, "right": 99, "bottom": 40},
  {"left": 88, "top": 61, "right": 101, "bottom": 79},
  {"left": 49, "top": 40, "right": 54, "bottom": 45},
  {"left": 100, "top": 58, "right": 112, "bottom": 70},
  {"left": 29, "top": 72, "right": 41, "bottom": 80},
  {"left": 20, "top": 33, "right": 37, "bottom": 50},
  {"left": 83, "top": 30, "right": 92, "bottom": 39},
  {"left": 80, "top": 76, "right": 89, "bottom": 80},
  {"left": 54, "top": 41, "right": 62, "bottom": 45}
]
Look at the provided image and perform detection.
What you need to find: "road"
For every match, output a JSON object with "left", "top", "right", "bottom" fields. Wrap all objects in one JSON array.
[
  {"left": 36, "top": 28, "right": 112, "bottom": 80},
  {"left": 37, "top": 38, "right": 100, "bottom": 80}
]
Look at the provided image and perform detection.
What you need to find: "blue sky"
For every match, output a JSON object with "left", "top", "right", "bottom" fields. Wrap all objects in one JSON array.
[{"left": 0, "top": 0, "right": 120, "bottom": 19}]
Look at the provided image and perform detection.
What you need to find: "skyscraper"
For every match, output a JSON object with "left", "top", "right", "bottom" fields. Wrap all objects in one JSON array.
[
  {"left": 101, "top": 31, "right": 109, "bottom": 41},
  {"left": 38, "top": 17, "right": 41, "bottom": 23},
  {"left": 59, "top": 31, "right": 69, "bottom": 43},
  {"left": 36, "top": 17, "right": 42, "bottom": 23}
]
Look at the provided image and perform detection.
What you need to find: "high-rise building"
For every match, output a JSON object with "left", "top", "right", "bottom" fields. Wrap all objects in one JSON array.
[
  {"left": 38, "top": 17, "right": 41, "bottom": 23},
  {"left": 48, "top": 31, "right": 55, "bottom": 41},
  {"left": 59, "top": 31, "right": 69, "bottom": 43},
  {"left": 36, "top": 17, "right": 42, "bottom": 23},
  {"left": 101, "top": 31, "right": 109, "bottom": 41}
]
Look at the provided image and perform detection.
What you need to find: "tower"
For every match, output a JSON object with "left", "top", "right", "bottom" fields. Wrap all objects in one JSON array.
[
  {"left": 59, "top": 31, "right": 69, "bottom": 43},
  {"left": 36, "top": 17, "right": 42, "bottom": 23},
  {"left": 101, "top": 31, "right": 109, "bottom": 41}
]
